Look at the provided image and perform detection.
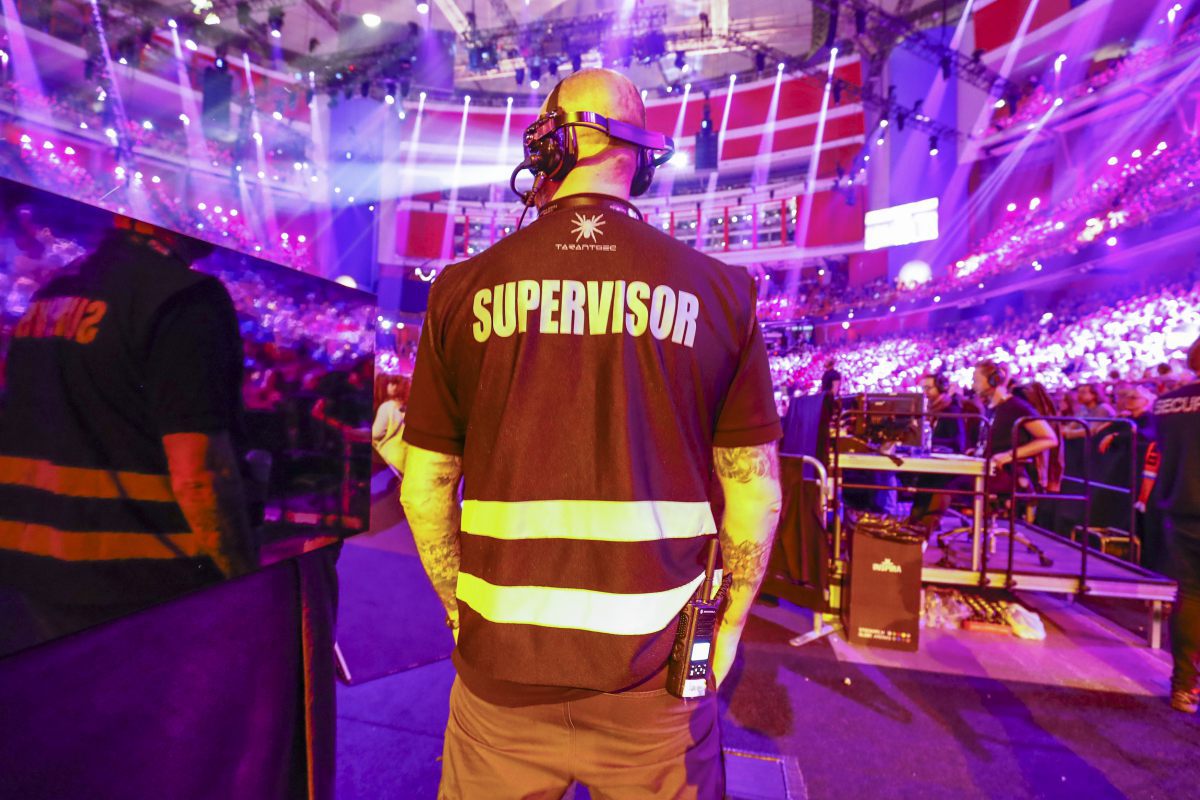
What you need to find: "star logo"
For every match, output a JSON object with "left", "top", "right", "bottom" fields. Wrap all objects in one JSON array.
[{"left": 571, "top": 212, "right": 606, "bottom": 243}]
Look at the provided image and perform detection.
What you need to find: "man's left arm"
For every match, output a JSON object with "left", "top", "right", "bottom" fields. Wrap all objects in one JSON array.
[{"left": 400, "top": 444, "right": 464, "bottom": 637}]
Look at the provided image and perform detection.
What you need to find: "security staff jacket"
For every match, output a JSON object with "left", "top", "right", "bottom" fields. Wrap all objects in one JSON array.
[
  {"left": 0, "top": 231, "right": 242, "bottom": 605},
  {"left": 1154, "top": 381, "right": 1200, "bottom": 523}
]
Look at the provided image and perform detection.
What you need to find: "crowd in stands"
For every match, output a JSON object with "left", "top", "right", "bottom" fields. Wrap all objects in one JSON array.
[
  {"left": 2, "top": 133, "right": 317, "bottom": 272},
  {"left": 758, "top": 130, "right": 1200, "bottom": 323},
  {"left": 0, "top": 185, "right": 371, "bottom": 406},
  {"left": 770, "top": 275, "right": 1199, "bottom": 404},
  {"left": 0, "top": 78, "right": 308, "bottom": 181},
  {"left": 990, "top": 16, "right": 1200, "bottom": 135}
]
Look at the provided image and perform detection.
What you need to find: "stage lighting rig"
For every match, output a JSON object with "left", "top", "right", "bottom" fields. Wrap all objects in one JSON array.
[
  {"left": 268, "top": 7, "right": 284, "bottom": 39},
  {"left": 815, "top": 0, "right": 1016, "bottom": 97},
  {"left": 723, "top": 30, "right": 962, "bottom": 143}
]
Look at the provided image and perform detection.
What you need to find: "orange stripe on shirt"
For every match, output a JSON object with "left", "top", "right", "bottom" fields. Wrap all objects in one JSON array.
[
  {"left": 0, "top": 455, "right": 175, "bottom": 503},
  {"left": 0, "top": 520, "right": 201, "bottom": 561}
]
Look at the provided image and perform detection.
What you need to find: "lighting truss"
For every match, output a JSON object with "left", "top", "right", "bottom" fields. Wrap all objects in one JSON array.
[
  {"left": 724, "top": 29, "right": 962, "bottom": 141},
  {"left": 810, "top": 0, "right": 1015, "bottom": 97}
]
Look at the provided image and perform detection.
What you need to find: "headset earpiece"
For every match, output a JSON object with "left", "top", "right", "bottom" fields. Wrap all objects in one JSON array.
[{"left": 630, "top": 148, "right": 655, "bottom": 197}]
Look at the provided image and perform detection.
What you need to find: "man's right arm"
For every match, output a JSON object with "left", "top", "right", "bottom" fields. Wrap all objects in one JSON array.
[
  {"left": 710, "top": 442, "right": 783, "bottom": 689},
  {"left": 163, "top": 431, "right": 257, "bottom": 578}
]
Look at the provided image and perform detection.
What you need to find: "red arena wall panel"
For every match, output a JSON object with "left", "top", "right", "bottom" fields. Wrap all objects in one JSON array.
[{"left": 973, "top": 0, "right": 1074, "bottom": 52}]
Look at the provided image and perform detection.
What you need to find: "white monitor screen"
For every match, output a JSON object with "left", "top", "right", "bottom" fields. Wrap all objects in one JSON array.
[{"left": 864, "top": 197, "right": 940, "bottom": 251}]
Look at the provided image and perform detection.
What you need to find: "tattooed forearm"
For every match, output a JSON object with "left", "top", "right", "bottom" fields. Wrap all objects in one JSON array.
[
  {"left": 714, "top": 443, "right": 780, "bottom": 483},
  {"left": 401, "top": 450, "right": 464, "bottom": 620},
  {"left": 413, "top": 527, "right": 461, "bottom": 619},
  {"left": 719, "top": 531, "right": 773, "bottom": 594}
]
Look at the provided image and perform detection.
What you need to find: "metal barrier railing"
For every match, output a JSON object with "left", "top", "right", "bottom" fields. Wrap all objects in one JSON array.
[
  {"left": 1006, "top": 415, "right": 1140, "bottom": 594},
  {"left": 828, "top": 407, "right": 1150, "bottom": 593}
]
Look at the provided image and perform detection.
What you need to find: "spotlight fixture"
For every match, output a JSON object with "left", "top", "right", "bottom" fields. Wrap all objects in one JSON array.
[
  {"left": 362, "top": 12, "right": 382, "bottom": 28},
  {"left": 268, "top": 6, "right": 284, "bottom": 38},
  {"left": 929, "top": 136, "right": 939, "bottom": 156},
  {"left": 416, "top": 1, "right": 429, "bottom": 14}
]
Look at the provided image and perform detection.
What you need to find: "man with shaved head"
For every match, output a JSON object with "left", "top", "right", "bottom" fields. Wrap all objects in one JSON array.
[{"left": 402, "top": 68, "right": 782, "bottom": 797}]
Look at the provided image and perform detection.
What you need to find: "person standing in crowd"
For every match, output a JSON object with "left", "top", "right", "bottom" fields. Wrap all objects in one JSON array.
[
  {"left": 1150, "top": 337, "right": 1200, "bottom": 714},
  {"left": 0, "top": 217, "right": 256, "bottom": 655},
  {"left": 400, "top": 69, "right": 782, "bottom": 798},
  {"left": 372, "top": 373, "right": 410, "bottom": 475},
  {"left": 1098, "top": 385, "right": 1157, "bottom": 457},
  {"left": 1065, "top": 382, "right": 1116, "bottom": 440},
  {"left": 909, "top": 372, "right": 967, "bottom": 533},
  {"left": 972, "top": 361, "right": 1059, "bottom": 494},
  {"left": 820, "top": 360, "right": 842, "bottom": 397},
  {"left": 1013, "top": 382, "right": 1065, "bottom": 494}
]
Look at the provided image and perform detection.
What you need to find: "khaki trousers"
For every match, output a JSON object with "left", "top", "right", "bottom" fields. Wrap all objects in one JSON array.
[{"left": 440, "top": 676, "right": 725, "bottom": 800}]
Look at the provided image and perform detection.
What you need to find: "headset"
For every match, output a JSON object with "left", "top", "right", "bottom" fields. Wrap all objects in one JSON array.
[
  {"left": 978, "top": 360, "right": 1008, "bottom": 390},
  {"left": 510, "top": 80, "right": 675, "bottom": 212}
]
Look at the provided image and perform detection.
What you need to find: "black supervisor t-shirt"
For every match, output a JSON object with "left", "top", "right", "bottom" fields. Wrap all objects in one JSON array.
[
  {"left": 1153, "top": 381, "right": 1200, "bottom": 520},
  {"left": 404, "top": 197, "right": 781, "bottom": 705}
]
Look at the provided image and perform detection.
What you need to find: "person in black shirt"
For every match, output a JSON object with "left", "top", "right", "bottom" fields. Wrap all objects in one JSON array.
[
  {"left": 399, "top": 69, "right": 780, "bottom": 798},
  {"left": 820, "top": 362, "right": 842, "bottom": 396},
  {"left": 1152, "top": 337, "right": 1200, "bottom": 713},
  {"left": 972, "top": 360, "right": 1058, "bottom": 495},
  {"left": 0, "top": 219, "right": 255, "bottom": 654},
  {"left": 908, "top": 373, "right": 967, "bottom": 533}
]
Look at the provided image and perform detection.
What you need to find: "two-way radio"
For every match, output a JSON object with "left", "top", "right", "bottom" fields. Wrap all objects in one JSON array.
[{"left": 666, "top": 537, "right": 731, "bottom": 699}]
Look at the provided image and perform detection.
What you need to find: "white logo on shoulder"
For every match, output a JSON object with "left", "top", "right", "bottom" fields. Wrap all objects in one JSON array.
[
  {"left": 556, "top": 213, "right": 616, "bottom": 252},
  {"left": 571, "top": 212, "right": 606, "bottom": 242},
  {"left": 872, "top": 558, "right": 902, "bottom": 574}
]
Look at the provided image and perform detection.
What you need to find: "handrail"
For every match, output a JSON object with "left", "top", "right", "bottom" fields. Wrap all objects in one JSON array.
[{"left": 1007, "top": 414, "right": 1141, "bottom": 593}]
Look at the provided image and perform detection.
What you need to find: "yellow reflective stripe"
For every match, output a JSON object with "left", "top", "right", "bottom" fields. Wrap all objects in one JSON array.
[
  {"left": 0, "top": 455, "right": 175, "bottom": 503},
  {"left": 0, "top": 521, "right": 201, "bottom": 560},
  {"left": 461, "top": 499, "right": 716, "bottom": 542},
  {"left": 456, "top": 570, "right": 705, "bottom": 636}
]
